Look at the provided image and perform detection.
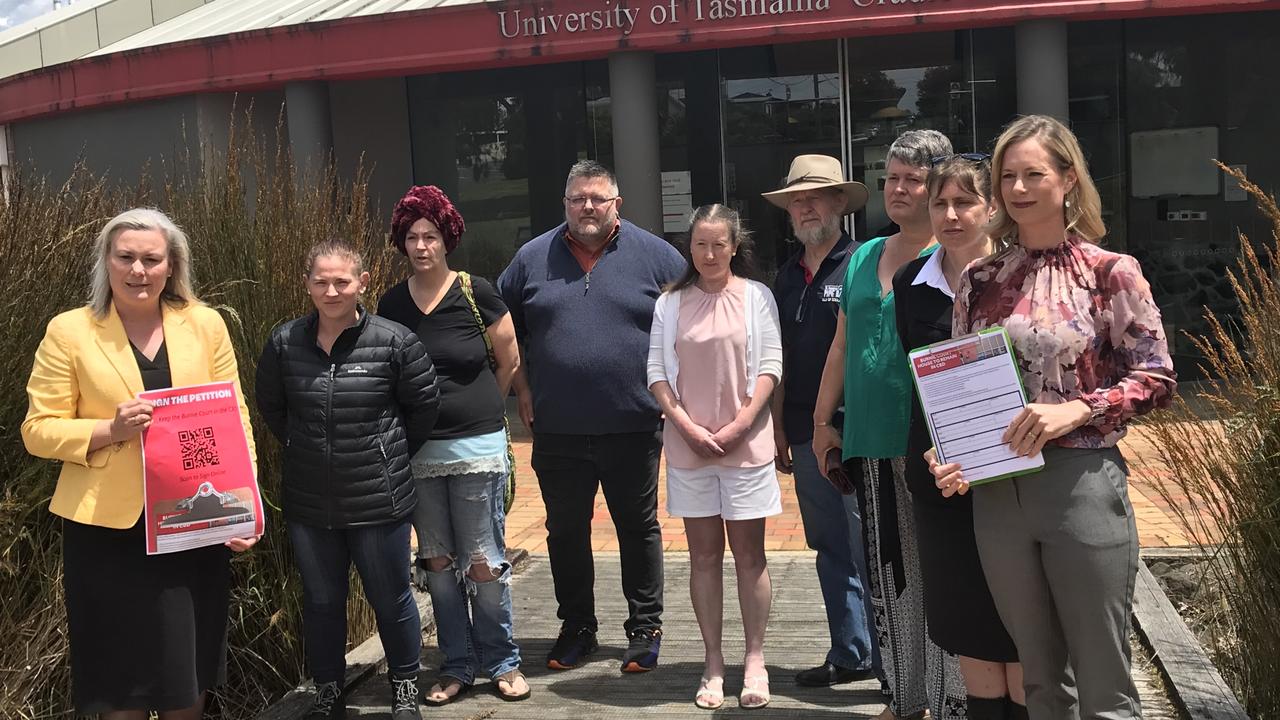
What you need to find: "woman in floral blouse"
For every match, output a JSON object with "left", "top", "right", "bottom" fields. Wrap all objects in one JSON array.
[{"left": 928, "top": 115, "right": 1175, "bottom": 720}]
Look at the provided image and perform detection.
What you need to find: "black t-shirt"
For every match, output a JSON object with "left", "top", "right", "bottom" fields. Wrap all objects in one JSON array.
[{"left": 377, "top": 275, "right": 508, "bottom": 440}]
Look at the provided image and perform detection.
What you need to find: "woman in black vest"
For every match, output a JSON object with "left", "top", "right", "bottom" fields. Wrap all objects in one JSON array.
[
  {"left": 256, "top": 239, "right": 440, "bottom": 720},
  {"left": 892, "top": 156, "right": 1024, "bottom": 719}
]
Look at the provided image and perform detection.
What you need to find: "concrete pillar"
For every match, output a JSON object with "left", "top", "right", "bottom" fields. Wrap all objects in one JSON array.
[
  {"left": 1015, "top": 20, "right": 1069, "bottom": 121},
  {"left": 329, "top": 78, "right": 413, "bottom": 218},
  {"left": 607, "top": 51, "right": 663, "bottom": 236},
  {"left": 285, "top": 81, "right": 334, "bottom": 182}
]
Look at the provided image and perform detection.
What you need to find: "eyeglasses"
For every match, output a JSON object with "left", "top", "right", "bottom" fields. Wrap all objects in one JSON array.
[
  {"left": 930, "top": 152, "right": 991, "bottom": 167},
  {"left": 565, "top": 195, "right": 619, "bottom": 208}
]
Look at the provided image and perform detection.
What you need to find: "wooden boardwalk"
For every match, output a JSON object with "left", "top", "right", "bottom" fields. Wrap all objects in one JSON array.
[{"left": 341, "top": 553, "right": 1178, "bottom": 719}]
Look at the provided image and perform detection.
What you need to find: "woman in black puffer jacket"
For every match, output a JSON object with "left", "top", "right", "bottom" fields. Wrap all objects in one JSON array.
[{"left": 256, "top": 239, "right": 440, "bottom": 720}]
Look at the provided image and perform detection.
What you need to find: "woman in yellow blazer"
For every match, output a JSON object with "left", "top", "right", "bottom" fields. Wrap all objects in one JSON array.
[{"left": 21, "top": 208, "right": 256, "bottom": 720}]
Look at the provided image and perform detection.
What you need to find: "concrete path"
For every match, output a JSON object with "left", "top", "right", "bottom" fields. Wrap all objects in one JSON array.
[{"left": 503, "top": 424, "right": 1199, "bottom": 554}]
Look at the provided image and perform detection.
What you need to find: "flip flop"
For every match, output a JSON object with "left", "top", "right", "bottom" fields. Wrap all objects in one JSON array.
[
  {"left": 494, "top": 669, "right": 532, "bottom": 702},
  {"left": 740, "top": 673, "right": 771, "bottom": 710},
  {"left": 422, "top": 676, "right": 471, "bottom": 706},
  {"left": 694, "top": 676, "right": 725, "bottom": 710}
]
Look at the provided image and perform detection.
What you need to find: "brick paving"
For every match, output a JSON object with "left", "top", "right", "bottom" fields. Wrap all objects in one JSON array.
[{"left": 503, "top": 423, "right": 1203, "bottom": 553}]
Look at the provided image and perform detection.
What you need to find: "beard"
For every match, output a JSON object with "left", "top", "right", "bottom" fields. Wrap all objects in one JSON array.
[
  {"left": 567, "top": 208, "right": 618, "bottom": 239},
  {"left": 793, "top": 214, "right": 842, "bottom": 246}
]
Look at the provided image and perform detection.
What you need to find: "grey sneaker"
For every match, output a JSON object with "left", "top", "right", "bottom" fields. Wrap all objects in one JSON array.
[
  {"left": 304, "top": 681, "right": 344, "bottom": 719},
  {"left": 390, "top": 673, "right": 423, "bottom": 720}
]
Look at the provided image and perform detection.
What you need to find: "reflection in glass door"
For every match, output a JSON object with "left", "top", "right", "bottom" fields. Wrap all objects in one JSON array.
[
  {"left": 448, "top": 96, "right": 534, "bottom": 280},
  {"left": 407, "top": 64, "right": 600, "bottom": 282},
  {"left": 719, "top": 42, "right": 842, "bottom": 275},
  {"left": 841, "top": 29, "right": 1015, "bottom": 239}
]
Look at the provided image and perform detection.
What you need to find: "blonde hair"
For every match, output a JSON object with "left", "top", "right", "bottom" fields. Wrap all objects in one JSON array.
[
  {"left": 987, "top": 115, "right": 1106, "bottom": 243},
  {"left": 89, "top": 208, "right": 198, "bottom": 318},
  {"left": 305, "top": 238, "right": 364, "bottom": 277}
]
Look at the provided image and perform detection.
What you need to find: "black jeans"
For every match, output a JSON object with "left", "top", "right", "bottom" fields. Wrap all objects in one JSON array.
[
  {"left": 531, "top": 430, "right": 664, "bottom": 635},
  {"left": 287, "top": 518, "right": 422, "bottom": 683}
]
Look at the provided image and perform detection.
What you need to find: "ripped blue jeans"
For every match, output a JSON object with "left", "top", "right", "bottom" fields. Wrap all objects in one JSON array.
[{"left": 414, "top": 469, "right": 520, "bottom": 682}]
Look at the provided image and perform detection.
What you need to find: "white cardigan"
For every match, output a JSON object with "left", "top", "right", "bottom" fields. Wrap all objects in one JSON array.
[{"left": 646, "top": 278, "right": 783, "bottom": 401}]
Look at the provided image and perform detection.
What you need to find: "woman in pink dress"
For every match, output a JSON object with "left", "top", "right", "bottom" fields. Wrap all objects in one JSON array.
[{"left": 647, "top": 204, "right": 783, "bottom": 711}]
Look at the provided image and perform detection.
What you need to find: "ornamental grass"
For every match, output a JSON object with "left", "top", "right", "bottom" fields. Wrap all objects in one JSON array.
[
  {"left": 1145, "top": 164, "right": 1280, "bottom": 717},
  {"left": 0, "top": 106, "right": 400, "bottom": 719}
]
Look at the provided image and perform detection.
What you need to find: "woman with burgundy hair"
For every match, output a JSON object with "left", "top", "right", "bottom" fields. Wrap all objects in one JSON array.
[{"left": 377, "top": 185, "right": 527, "bottom": 704}]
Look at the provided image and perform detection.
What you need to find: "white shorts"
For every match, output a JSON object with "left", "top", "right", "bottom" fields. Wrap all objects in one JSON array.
[{"left": 666, "top": 463, "right": 782, "bottom": 521}]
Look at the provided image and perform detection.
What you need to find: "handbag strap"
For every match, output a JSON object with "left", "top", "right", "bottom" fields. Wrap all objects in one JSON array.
[{"left": 457, "top": 271, "right": 498, "bottom": 373}]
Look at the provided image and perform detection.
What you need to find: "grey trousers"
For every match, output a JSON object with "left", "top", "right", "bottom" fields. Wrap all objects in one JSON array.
[{"left": 971, "top": 446, "right": 1141, "bottom": 720}]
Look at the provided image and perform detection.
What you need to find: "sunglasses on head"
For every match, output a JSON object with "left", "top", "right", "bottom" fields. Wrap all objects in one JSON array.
[{"left": 930, "top": 152, "right": 991, "bottom": 167}]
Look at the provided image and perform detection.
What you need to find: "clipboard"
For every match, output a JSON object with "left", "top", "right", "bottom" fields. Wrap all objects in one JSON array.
[{"left": 907, "top": 327, "right": 1044, "bottom": 485}]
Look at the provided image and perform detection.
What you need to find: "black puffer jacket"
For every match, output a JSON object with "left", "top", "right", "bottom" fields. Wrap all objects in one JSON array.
[{"left": 255, "top": 309, "right": 440, "bottom": 528}]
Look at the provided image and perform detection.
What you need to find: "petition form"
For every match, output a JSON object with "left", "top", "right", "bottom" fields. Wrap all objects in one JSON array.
[{"left": 908, "top": 328, "right": 1044, "bottom": 485}]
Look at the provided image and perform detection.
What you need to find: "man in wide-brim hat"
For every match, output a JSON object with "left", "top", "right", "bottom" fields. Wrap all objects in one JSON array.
[
  {"left": 762, "top": 154, "right": 869, "bottom": 217},
  {"left": 763, "top": 155, "right": 882, "bottom": 689}
]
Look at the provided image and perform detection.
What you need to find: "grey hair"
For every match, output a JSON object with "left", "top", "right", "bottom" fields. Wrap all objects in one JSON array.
[
  {"left": 89, "top": 208, "right": 198, "bottom": 318},
  {"left": 886, "top": 129, "right": 954, "bottom": 170},
  {"left": 564, "top": 160, "right": 619, "bottom": 197}
]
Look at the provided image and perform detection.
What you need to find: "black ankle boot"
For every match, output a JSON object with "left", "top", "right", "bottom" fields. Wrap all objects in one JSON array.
[
  {"left": 1005, "top": 697, "right": 1030, "bottom": 720},
  {"left": 967, "top": 695, "right": 1009, "bottom": 720}
]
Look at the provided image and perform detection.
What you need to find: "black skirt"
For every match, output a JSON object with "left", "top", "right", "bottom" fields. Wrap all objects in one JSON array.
[
  {"left": 62, "top": 516, "right": 232, "bottom": 713},
  {"left": 911, "top": 499, "right": 1019, "bottom": 662}
]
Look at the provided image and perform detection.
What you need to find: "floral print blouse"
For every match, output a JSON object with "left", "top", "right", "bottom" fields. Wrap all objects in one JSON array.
[{"left": 953, "top": 236, "right": 1176, "bottom": 448}]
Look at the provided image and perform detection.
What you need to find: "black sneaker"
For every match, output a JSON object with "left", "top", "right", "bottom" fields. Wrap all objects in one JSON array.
[
  {"left": 389, "top": 673, "right": 422, "bottom": 720},
  {"left": 546, "top": 625, "right": 598, "bottom": 670},
  {"left": 304, "top": 681, "right": 344, "bottom": 719},
  {"left": 620, "top": 627, "right": 662, "bottom": 672}
]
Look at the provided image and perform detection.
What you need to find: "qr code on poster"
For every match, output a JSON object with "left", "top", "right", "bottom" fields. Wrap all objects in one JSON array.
[{"left": 178, "top": 427, "right": 220, "bottom": 470}]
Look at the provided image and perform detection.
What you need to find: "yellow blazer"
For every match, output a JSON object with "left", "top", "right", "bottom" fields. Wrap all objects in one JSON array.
[{"left": 21, "top": 302, "right": 257, "bottom": 529}]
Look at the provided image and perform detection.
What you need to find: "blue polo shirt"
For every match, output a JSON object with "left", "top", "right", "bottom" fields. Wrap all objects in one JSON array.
[
  {"left": 496, "top": 220, "right": 685, "bottom": 435},
  {"left": 773, "top": 233, "right": 858, "bottom": 445}
]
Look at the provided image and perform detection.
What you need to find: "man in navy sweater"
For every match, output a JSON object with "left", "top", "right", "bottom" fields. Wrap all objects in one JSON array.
[{"left": 497, "top": 160, "right": 684, "bottom": 674}]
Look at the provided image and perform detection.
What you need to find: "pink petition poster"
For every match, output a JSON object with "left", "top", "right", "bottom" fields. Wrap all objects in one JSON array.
[{"left": 138, "top": 381, "right": 263, "bottom": 555}]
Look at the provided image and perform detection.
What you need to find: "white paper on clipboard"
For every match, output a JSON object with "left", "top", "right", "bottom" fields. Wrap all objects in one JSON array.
[{"left": 908, "top": 328, "right": 1044, "bottom": 485}]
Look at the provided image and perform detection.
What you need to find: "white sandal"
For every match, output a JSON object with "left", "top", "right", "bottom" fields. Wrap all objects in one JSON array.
[
  {"left": 740, "top": 673, "right": 770, "bottom": 710},
  {"left": 695, "top": 676, "right": 725, "bottom": 710}
]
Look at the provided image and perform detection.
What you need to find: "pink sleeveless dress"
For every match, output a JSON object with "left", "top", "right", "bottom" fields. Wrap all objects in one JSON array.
[{"left": 663, "top": 281, "right": 775, "bottom": 470}]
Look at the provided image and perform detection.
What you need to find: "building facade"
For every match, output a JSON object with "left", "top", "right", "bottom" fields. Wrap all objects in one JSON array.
[{"left": 0, "top": 0, "right": 1277, "bottom": 375}]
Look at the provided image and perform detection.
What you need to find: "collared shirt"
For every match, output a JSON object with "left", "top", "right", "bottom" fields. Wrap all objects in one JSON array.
[
  {"left": 564, "top": 221, "right": 621, "bottom": 273},
  {"left": 496, "top": 220, "right": 686, "bottom": 434},
  {"left": 773, "top": 233, "right": 858, "bottom": 444},
  {"left": 911, "top": 245, "right": 954, "bottom": 299}
]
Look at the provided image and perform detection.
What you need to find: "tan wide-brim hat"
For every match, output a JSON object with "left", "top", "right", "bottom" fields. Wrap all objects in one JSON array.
[{"left": 761, "top": 154, "right": 869, "bottom": 215}]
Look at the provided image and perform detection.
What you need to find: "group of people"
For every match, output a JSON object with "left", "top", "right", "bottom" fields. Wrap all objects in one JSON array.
[{"left": 21, "top": 112, "right": 1174, "bottom": 720}]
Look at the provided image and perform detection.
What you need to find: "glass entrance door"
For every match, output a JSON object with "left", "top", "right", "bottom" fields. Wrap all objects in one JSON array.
[
  {"left": 719, "top": 42, "right": 842, "bottom": 276},
  {"left": 841, "top": 29, "right": 1015, "bottom": 240}
]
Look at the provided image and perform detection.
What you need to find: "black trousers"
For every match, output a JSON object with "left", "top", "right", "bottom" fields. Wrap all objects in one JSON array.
[{"left": 531, "top": 430, "right": 664, "bottom": 635}]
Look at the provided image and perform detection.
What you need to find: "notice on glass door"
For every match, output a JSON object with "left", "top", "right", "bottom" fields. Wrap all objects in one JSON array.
[{"left": 662, "top": 170, "right": 693, "bottom": 233}]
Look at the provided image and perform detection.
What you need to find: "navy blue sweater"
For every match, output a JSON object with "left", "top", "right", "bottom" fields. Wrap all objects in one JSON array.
[{"left": 497, "top": 220, "right": 684, "bottom": 435}]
